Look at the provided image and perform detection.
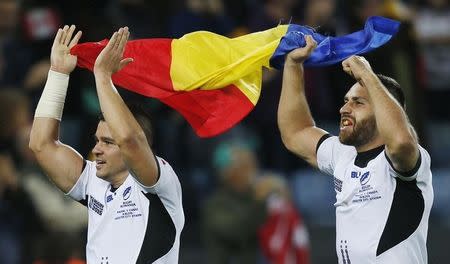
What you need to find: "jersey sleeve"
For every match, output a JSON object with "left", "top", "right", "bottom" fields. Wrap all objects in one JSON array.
[
  {"left": 135, "top": 156, "right": 183, "bottom": 212},
  {"left": 385, "top": 145, "right": 430, "bottom": 181},
  {"left": 66, "top": 160, "right": 93, "bottom": 204},
  {"left": 316, "top": 136, "right": 342, "bottom": 176}
]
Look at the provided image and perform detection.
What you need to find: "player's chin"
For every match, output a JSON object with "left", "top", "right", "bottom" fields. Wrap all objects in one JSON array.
[
  {"left": 339, "top": 132, "right": 354, "bottom": 145},
  {"left": 95, "top": 171, "right": 107, "bottom": 179}
]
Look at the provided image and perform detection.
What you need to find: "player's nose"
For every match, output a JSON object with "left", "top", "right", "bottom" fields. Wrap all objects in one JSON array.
[
  {"left": 92, "top": 143, "right": 103, "bottom": 155},
  {"left": 340, "top": 102, "right": 352, "bottom": 115}
]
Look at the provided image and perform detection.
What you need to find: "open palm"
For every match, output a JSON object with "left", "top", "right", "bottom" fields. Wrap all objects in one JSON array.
[
  {"left": 94, "top": 27, "right": 133, "bottom": 76},
  {"left": 50, "top": 25, "right": 82, "bottom": 75}
]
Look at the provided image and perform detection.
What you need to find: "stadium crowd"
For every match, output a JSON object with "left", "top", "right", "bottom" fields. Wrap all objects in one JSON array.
[{"left": 1, "top": 0, "right": 449, "bottom": 263}]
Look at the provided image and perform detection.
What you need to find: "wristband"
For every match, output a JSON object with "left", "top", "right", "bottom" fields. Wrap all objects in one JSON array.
[{"left": 34, "top": 70, "right": 69, "bottom": 120}]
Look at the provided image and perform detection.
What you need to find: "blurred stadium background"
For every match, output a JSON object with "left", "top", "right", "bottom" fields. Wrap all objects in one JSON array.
[{"left": 0, "top": 0, "right": 449, "bottom": 263}]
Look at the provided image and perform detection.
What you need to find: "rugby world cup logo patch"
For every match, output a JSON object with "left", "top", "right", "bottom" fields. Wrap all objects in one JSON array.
[
  {"left": 351, "top": 171, "right": 371, "bottom": 185},
  {"left": 123, "top": 186, "right": 132, "bottom": 200},
  {"left": 360, "top": 171, "right": 370, "bottom": 185}
]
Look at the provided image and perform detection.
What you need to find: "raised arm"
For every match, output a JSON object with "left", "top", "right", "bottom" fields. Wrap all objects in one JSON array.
[
  {"left": 342, "top": 56, "right": 419, "bottom": 172},
  {"left": 29, "top": 25, "right": 84, "bottom": 193},
  {"left": 278, "top": 35, "right": 328, "bottom": 168},
  {"left": 93, "top": 27, "right": 158, "bottom": 186}
]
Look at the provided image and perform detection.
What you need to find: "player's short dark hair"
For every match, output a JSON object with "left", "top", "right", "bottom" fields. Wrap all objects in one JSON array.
[
  {"left": 376, "top": 74, "right": 406, "bottom": 109},
  {"left": 98, "top": 102, "right": 153, "bottom": 147}
]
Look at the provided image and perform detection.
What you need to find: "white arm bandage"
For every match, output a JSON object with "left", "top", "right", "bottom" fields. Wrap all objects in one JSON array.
[{"left": 34, "top": 70, "right": 70, "bottom": 121}]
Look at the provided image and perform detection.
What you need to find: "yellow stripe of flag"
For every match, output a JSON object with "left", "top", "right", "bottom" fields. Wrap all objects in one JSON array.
[{"left": 170, "top": 25, "right": 289, "bottom": 105}]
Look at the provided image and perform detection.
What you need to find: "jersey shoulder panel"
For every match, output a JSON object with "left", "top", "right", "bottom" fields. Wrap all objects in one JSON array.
[
  {"left": 66, "top": 160, "right": 95, "bottom": 202},
  {"left": 317, "top": 136, "right": 355, "bottom": 175},
  {"left": 384, "top": 145, "right": 432, "bottom": 182}
]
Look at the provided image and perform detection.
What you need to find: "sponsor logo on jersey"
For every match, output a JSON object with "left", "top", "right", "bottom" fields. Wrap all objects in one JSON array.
[
  {"left": 351, "top": 171, "right": 371, "bottom": 185},
  {"left": 89, "top": 195, "right": 104, "bottom": 215},
  {"left": 123, "top": 186, "right": 132, "bottom": 200},
  {"left": 106, "top": 194, "right": 114, "bottom": 203}
]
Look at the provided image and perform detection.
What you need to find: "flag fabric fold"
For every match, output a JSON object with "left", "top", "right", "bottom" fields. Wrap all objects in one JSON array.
[
  {"left": 269, "top": 16, "right": 400, "bottom": 69},
  {"left": 71, "top": 16, "right": 400, "bottom": 138}
]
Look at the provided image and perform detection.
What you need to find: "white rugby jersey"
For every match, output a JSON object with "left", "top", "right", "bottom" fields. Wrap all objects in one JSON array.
[
  {"left": 317, "top": 135, "right": 433, "bottom": 264},
  {"left": 67, "top": 156, "right": 184, "bottom": 264}
]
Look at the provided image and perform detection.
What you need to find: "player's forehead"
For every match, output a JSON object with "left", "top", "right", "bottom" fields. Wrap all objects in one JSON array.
[
  {"left": 344, "top": 83, "right": 369, "bottom": 100},
  {"left": 95, "top": 121, "right": 113, "bottom": 138}
]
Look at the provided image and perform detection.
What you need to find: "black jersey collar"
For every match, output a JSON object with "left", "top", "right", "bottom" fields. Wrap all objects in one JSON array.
[{"left": 355, "top": 145, "right": 385, "bottom": 168}]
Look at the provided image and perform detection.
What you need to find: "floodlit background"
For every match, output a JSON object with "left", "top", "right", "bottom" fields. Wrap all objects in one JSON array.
[{"left": 0, "top": 0, "right": 449, "bottom": 263}]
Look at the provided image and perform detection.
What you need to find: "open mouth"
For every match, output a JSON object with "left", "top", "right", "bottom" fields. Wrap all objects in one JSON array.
[
  {"left": 340, "top": 118, "right": 354, "bottom": 130},
  {"left": 96, "top": 160, "right": 106, "bottom": 169}
]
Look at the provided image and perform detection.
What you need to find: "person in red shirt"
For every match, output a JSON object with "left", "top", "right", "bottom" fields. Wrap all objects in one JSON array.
[{"left": 256, "top": 173, "right": 310, "bottom": 264}]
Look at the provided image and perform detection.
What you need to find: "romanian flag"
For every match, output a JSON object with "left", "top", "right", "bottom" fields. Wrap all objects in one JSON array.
[{"left": 71, "top": 16, "right": 399, "bottom": 138}]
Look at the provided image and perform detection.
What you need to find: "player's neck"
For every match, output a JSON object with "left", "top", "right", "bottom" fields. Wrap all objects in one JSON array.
[
  {"left": 109, "top": 170, "right": 129, "bottom": 189},
  {"left": 355, "top": 137, "right": 384, "bottom": 153}
]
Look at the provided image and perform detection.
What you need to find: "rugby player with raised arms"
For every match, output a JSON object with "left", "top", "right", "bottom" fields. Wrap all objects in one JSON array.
[
  {"left": 29, "top": 25, "right": 184, "bottom": 263},
  {"left": 278, "top": 35, "right": 433, "bottom": 264}
]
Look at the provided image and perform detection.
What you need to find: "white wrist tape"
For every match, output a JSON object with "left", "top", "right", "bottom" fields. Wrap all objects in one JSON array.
[{"left": 34, "top": 70, "right": 70, "bottom": 120}]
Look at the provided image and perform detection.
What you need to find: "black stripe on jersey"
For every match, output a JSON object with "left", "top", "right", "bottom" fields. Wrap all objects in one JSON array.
[
  {"left": 376, "top": 178, "right": 424, "bottom": 256},
  {"left": 354, "top": 145, "right": 384, "bottom": 168},
  {"left": 78, "top": 195, "right": 88, "bottom": 207},
  {"left": 82, "top": 159, "right": 87, "bottom": 172},
  {"left": 154, "top": 154, "right": 161, "bottom": 182},
  {"left": 316, "top": 134, "right": 332, "bottom": 153},
  {"left": 136, "top": 192, "right": 176, "bottom": 264},
  {"left": 385, "top": 151, "right": 422, "bottom": 178}
]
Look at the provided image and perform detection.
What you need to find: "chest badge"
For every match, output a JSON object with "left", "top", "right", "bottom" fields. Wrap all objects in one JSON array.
[
  {"left": 89, "top": 195, "right": 104, "bottom": 215},
  {"left": 123, "top": 186, "right": 132, "bottom": 200},
  {"left": 351, "top": 171, "right": 371, "bottom": 185}
]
